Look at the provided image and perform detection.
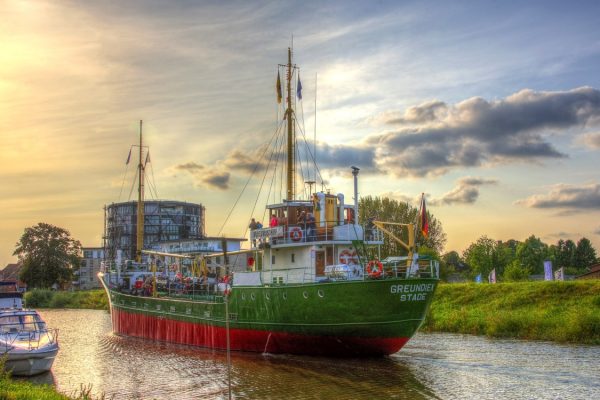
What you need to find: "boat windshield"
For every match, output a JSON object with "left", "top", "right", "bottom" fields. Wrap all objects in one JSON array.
[{"left": 0, "top": 314, "right": 45, "bottom": 333}]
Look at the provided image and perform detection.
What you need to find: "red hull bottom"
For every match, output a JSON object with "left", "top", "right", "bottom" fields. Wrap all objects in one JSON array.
[{"left": 112, "top": 308, "right": 409, "bottom": 357}]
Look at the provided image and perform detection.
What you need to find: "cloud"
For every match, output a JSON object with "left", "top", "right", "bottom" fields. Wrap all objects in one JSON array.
[
  {"left": 173, "top": 162, "right": 230, "bottom": 190},
  {"left": 576, "top": 132, "right": 600, "bottom": 149},
  {"left": 204, "top": 171, "right": 230, "bottom": 190},
  {"left": 175, "top": 162, "right": 205, "bottom": 172},
  {"left": 515, "top": 182, "right": 600, "bottom": 210},
  {"left": 383, "top": 100, "right": 448, "bottom": 125},
  {"left": 429, "top": 176, "right": 498, "bottom": 206},
  {"left": 368, "top": 87, "right": 600, "bottom": 177}
]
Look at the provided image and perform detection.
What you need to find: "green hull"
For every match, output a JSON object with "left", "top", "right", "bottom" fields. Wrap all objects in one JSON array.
[{"left": 103, "top": 275, "right": 438, "bottom": 356}]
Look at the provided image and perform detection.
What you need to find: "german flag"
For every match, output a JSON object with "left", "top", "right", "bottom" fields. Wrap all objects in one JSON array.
[{"left": 420, "top": 194, "right": 429, "bottom": 238}]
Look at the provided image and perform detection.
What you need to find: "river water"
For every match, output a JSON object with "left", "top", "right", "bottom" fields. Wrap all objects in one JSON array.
[{"left": 24, "top": 309, "right": 599, "bottom": 399}]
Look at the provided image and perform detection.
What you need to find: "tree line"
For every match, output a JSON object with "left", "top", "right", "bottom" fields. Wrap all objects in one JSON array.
[{"left": 447, "top": 235, "right": 597, "bottom": 281}]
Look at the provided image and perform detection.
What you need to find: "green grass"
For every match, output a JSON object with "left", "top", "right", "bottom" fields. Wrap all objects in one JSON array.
[
  {"left": 0, "top": 358, "right": 110, "bottom": 400},
  {"left": 24, "top": 290, "right": 108, "bottom": 311},
  {"left": 423, "top": 280, "right": 600, "bottom": 344}
]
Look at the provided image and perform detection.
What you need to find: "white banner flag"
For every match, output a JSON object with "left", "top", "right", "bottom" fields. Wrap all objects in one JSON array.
[
  {"left": 488, "top": 268, "right": 496, "bottom": 284},
  {"left": 554, "top": 267, "right": 564, "bottom": 281}
]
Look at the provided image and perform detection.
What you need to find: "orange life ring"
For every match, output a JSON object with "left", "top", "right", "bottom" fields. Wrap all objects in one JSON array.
[
  {"left": 289, "top": 226, "right": 303, "bottom": 242},
  {"left": 366, "top": 260, "right": 383, "bottom": 278}
]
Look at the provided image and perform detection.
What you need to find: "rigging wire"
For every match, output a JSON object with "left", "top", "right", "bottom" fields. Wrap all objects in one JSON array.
[
  {"left": 118, "top": 146, "right": 133, "bottom": 201},
  {"left": 217, "top": 118, "right": 287, "bottom": 236},
  {"left": 127, "top": 168, "right": 138, "bottom": 201},
  {"left": 148, "top": 152, "right": 160, "bottom": 199}
]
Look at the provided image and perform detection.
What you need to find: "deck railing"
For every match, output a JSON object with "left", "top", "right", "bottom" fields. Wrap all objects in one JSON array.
[{"left": 250, "top": 221, "right": 384, "bottom": 247}]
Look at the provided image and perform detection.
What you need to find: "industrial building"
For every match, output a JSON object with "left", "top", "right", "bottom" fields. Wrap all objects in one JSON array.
[{"left": 104, "top": 200, "right": 206, "bottom": 262}]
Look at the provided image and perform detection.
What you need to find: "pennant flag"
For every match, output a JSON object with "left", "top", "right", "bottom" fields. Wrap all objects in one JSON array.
[
  {"left": 297, "top": 74, "right": 303, "bottom": 100},
  {"left": 475, "top": 274, "right": 482, "bottom": 283},
  {"left": 488, "top": 268, "right": 496, "bottom": 283},
  {"left": 420, "top": 194, "right": 429, "bottom": 237},
  {"left": 145, "top": 152, "right": 150, "bottom": 166},
  {"left": 126, "top": 148, "right": 132, "bottom": 165},
  {"left": 276, "top": 71, "right": 282, "bottom": 104},
  {"left": 544, "top": 260, "right": 553, "bottom": 281}
]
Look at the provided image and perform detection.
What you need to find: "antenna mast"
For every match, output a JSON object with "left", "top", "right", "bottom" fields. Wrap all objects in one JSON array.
[
  {"left": 136, "top": 120, "right": 145, "bottom": 262},
  {"left": 285, "top": 47, "right": 295, "bottom": 201}
]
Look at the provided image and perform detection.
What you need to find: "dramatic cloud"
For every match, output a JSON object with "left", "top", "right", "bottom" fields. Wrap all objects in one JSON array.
[
  {"left": 173, "top": 87, "right": 600, "bottom": 180},
  {"left": 369, "top": 87, "right": 600, "bottom": 177},
  {"left": 577, "top": 132, "right": 600, "bottom": 149},
  {"left": 515, "top": 182, "right": 600, "bottom": 210},
  {"left": 429, "top": 177, "right": 498, "bottom": 206}
]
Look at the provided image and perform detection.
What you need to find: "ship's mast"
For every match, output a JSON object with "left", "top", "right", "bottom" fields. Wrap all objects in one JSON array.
[
  {"left": 136, "top": 120, "right": 145, "bottom": 262},
  {"left": 285, "top": 47, "right": 295, "bottom": 201}
]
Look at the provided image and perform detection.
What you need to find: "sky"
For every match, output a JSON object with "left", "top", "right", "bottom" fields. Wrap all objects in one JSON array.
[{"left": 2, "top": 0, "right": 600, "bottom": 267}]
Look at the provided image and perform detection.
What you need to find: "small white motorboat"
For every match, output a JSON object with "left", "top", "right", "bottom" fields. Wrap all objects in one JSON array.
[{"left": 0, "top": 281, "right": 59, "bottom": 376}]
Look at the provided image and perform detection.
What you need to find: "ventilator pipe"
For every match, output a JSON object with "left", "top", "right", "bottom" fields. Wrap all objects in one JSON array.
[
  {"left": 337, "top": 193, "right": 345, "bottom": 225},
  {"left": 351, "top": 166, "right": 360, "bottom": 225}
]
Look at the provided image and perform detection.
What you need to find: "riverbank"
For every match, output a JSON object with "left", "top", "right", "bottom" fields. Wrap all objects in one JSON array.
[
  {"left": 24, "top": 289, "right": 108, "bottom": 310},
  {"left": 423, "top": 280, "right": 600, "bottom": 344},
  {"left": 0, "top": 360, "right": 96, "bottom": 400}
]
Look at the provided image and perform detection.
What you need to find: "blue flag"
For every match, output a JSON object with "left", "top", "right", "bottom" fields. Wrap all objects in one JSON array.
[{"left": 297, "top": 75, "right": 302, "bottom": 100}]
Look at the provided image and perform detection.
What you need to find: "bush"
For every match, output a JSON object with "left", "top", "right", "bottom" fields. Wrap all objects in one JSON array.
[
  {"left": 24, "top": 289, "right": 54, "bottom": 308},
  {"left": 503, "top": 262, "right": 531, "bottom": 281}
]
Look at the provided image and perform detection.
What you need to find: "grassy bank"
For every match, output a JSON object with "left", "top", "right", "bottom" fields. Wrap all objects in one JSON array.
[
  {"left": 423, "top": 280, "right": 600, "bottom": 344},
  {"left": 24, "top": 289, "right": 108, "bottom": 310}
]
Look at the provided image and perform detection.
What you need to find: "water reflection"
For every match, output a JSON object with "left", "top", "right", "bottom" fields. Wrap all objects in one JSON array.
[{"left": 29, "top": 310, "right": 599, "bottom": 400}]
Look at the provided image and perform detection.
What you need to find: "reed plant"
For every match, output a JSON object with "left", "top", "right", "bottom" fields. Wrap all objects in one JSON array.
[{"left": 423, "top": 280, "right": 600, "bottom": 344}]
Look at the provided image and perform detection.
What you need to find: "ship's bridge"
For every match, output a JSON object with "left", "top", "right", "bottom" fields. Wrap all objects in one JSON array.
[{"left": 250, "top": 193, "right": 384, "bottom": 247}]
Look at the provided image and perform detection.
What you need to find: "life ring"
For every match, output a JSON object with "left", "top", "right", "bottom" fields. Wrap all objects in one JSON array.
[
  {"left": 289, "top": 226, "right": 303, "bottom": 242},
  {"left": 339, "top": 249, "right": 359, "bottom": 265},
  {"left": 366, "top": 260, "right": 383, "bottom": 278}
]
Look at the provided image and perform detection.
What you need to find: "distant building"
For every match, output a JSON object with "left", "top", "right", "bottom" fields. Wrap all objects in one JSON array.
[
  {"left": 0, "top": 263, "right": 22, "bottom": 281},
  {"left": 104, "top": 200, "right": 206, "bottom": 262},
  {"left": 75, "top": 248, "right": 104, "bottom": 290},
  {"left": 0, "top": 263, "right": 27, "bottom": 291},
  {"left": 576, "top": 263, "right": 600, "bottom": 280}
]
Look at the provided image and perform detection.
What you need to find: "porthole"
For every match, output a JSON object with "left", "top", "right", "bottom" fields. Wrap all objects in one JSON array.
[
  {"left": 318, "top": 290, "right": 324, "bottom": 298},
  {"left": 251, "top": 293, "right": 256, "bottom": 301},
  {"left": 282, "top": 292, "right": 288, "bottom": 300},
  {"left": 241, "top": 293, "right": 246, "bottom": 301},
  {"left": 303, "top": 291, "right": 309, "bottom": 299},
  {"left": 265, "top": 293, "right": 270, "bottom": 300}
]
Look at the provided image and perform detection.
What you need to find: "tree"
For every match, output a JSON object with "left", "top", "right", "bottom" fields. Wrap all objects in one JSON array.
[
  {"left": 359, "top": 196, "right": 447, "bottom": 257},
  {"left": 13, "top": 223, "right": 81, "bottom": 289},
  {"left": 463, "top": 236, "right": 513, "bottom": 279},
  {"left": 515, "top": 235, "right": 549, "bottom": 275},
  {"left": 574, "top": 237, "right": 597, "bottom": 271}
]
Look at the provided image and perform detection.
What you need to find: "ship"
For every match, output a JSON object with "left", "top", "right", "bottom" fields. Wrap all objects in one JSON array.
[{"left": 99, "top": 49, "right": 439, "bottom": 357}]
